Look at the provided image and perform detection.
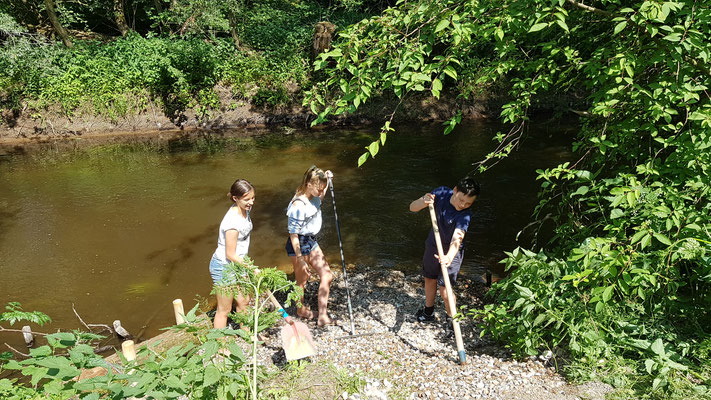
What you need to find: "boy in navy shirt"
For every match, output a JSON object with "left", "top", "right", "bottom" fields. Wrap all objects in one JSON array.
[{"left": 409, "top": 177, "right": 480, "bottom": 334}]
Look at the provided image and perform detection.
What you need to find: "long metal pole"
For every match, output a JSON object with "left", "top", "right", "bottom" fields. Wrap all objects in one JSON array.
[{"left": 329, "top": 180, "right": 356, "bottom": 335}]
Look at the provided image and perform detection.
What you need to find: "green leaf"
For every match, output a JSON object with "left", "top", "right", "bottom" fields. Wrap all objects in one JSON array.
[
  {"left": 614, "top": 21, "right": 627, "bottom": 35},
  {"left": 357, "top": 152, "right": 369, "bottom": 167},
  {"left": 432, "top": 78, "right": 442, "bottom": 92},
  {"left": 650, "top": 338, "right": 665, "bottom": 356},
  {"left": 610, "top": 209, "right": 624, "bottom": 219},
  {"left": 529, "top": 23, "right": 548, "bottom": 33},
  {"left": 602, "top": 285, "right": 614, "bottom": 302},
  {"left": 435, "top": 19, "right": 450, "bottom": 33},
  {"left": 46, "top": 332, "right": 76, "bottom": 349},
  {"left": 380, "top": 132, "right": 387, "bottom": 145},
  {"left": 645, "top": 359, "right": 655, "bottom": 374},
  {"left": 572, "top": 186, "right": 589, "bottom": 196},
  {"left": 631, "top": 230, "right": 646, "bottom": 244},
  {"left": 443, "top": 66, "right": 457, "bottom": 80},
  {"left": 555, "top": 20, "right": 569, "bottom": 32},
  {"left": 22, "top": 366, "right": 49, "bottom": 386},
  {"left": 29, "top": 345, "right": 52, "bottom": 358},
  {"left": 368, "top": 140, "right": 380, "bottom": 157},
  {"left": 653, "top": 233, "right": 672, "bottom": 246},
  {"left": 203, "top": 364, "right": 220, "bottom": 387}
]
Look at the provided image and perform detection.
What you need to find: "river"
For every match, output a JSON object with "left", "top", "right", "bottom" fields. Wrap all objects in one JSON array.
[{"left": 0, "top": 120, "right": 574, "bottom": 346}]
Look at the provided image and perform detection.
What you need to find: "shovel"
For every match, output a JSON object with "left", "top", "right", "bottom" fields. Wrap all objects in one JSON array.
[{"left": 266, "top": 291, "right": 316, "bottom": 361}]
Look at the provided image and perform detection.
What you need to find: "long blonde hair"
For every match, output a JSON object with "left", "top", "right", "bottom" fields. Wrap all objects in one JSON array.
[{"left": 295, "top": 165, "right": 328, "bottom": 196}]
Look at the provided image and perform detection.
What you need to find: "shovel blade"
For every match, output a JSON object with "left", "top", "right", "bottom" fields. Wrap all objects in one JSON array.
[{"left": 281, "top": 321, "right": 316, "bottom": 361}]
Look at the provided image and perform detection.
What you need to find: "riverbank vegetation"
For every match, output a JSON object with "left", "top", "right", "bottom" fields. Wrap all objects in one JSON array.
[
  {"left": 0, "top": 0, "right": 372, "bottom": 124},
  {"left": 309, "top": 0, "right": 711, "bottom": 398}
]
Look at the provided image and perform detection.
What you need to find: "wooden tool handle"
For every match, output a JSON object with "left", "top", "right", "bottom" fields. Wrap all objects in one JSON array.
[
  {"left": 428, "top": 203, "right": 466, "bottom": 365},
  {"left": 267, "top": 291, "right": 293, "bottom": 324}
]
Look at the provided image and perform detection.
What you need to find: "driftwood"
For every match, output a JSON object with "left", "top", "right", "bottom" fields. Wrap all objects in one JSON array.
[
  {"left": 113, "top": 320, "right": 132, "bottom": 339},
  {"left": 21, "top": 325, "right": 34, "bottom": 347}
]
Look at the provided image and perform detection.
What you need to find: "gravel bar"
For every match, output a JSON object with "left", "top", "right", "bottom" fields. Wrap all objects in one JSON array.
[{"left": 244, "top": 266, "right": 612, "bottom": 400}]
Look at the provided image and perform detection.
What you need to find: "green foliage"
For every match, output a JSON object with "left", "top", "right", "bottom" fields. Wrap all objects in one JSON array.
[
  {"left": 0, "top": 302, "right": 51, "bottom": 326},
  {"left": 1, "top": 261, "right": 302, "bottom": 399},
  {"left": 312, "top": 0, "right": 711, "bottom": 397},
  {"left": 0, "top": 1, "right": 375, "bottom": 119}
]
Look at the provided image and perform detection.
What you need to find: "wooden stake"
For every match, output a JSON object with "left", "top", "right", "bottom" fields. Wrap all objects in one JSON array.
[
  {"left": 121, "top": 340, "right": 136, "bottom": 361},
  {"left": 172, "top": 299, "right": 185, "bottom": 324}
]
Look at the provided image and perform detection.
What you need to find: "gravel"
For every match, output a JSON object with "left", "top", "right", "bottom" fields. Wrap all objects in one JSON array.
[{"left": 240, "top": 266, "right": 612, "bottom": 400}]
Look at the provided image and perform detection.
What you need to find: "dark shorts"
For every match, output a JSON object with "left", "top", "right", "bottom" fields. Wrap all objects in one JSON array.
[
  {"left": 285, "top": 235, "right": 319, "bottom": 257},
  {"left": 422, "top": 241, "right": 463, "bottom": 287}
]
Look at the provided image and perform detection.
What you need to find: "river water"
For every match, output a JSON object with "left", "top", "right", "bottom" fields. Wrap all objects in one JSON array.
[{"left": 0, "top": 120, "right": 574, "bottom": 345}]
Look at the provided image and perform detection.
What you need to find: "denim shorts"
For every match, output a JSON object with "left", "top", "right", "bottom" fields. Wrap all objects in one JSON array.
[
  {"left": 285, "top": 235, "right": 319, "bottom": 257},
  {"left": 209, "top": 254, "right": 237, "bottom": 286},
  {"left": 422, "top": 241, "right": 463, "bottom": 287}
]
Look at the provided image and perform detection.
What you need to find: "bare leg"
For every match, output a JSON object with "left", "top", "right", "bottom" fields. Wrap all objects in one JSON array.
[
  {"left": 234, "top": 293, "right": 250, "bottom": 312},
  {"left": 439, "top": 286, "right": 456, "bottom": 317},
  {"left": 290, "top": 254, "right": 314, "bottom": 319},
  {"left": 214, "top": 291, "right": 233, "bottom": 329},
  {"left": 306, "top": 246, "right": 334, "bottom": 326},
  {"left": 424, "top": 277, "right": 438, "bottom": 308}
]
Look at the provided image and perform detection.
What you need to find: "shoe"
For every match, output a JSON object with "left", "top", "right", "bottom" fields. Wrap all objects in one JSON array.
[
  {"left": 415, "top": 308, "right": 435, "bottom": 323},
  {"left": 227, "top": 319, "right": 240, "bottom": 330},
  {"left": 443, "top": 317, "right": 454, "bottom": 338}
]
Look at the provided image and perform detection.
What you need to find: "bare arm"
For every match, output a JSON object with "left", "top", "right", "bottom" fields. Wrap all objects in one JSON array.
[
  {"left": 436, "top": 228, "right": 466, "bottom": 267},
  {"left": 224, "top": 229, "right": 244, "bottom": 264},
  {"left": 409, "top": 193, "right": 434, "bottom": 212},
  {"left": 320, "top": 170, "right": 334, "bottom": 200},
  {"left": 446, "top": 228, "right": 466, "bottom": 261},
  {"left": 289, "top": 233, "right": 303, "bottom": 257}
]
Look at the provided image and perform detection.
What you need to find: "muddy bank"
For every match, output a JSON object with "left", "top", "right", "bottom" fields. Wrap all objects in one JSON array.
[{"left": 0, "top": 90, "right": 492, "bottom": 154}]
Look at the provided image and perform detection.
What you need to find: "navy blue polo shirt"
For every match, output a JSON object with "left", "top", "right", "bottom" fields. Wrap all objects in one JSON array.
[{"left": 426, "top": 186, "right": 472, "bottom": 250}]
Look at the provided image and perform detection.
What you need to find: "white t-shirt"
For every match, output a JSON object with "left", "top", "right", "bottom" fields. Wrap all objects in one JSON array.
[
  {"left": 212, "top": 205, "right": 252, "bottom": 265},
  {"left": 286, "top": 195, "right": 322, "bottom": 235}
]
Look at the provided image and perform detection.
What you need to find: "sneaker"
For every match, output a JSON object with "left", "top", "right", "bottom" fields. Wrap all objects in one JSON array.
[
  {"left": 415, "top": 308, "right": 435, "bottom": 323},
  {"left": 443, "top": 317, "right": 454, "bottom": 338}
]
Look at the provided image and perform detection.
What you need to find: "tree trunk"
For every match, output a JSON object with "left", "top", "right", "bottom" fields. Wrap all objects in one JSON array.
[
  {"left": 227, "top": 11, "right": 242, "bottom": 49},
  {"left": 113, "top": 0, "right": 130, "bottom": 35},
  {"left": 43, "top": 0, "right": 73, "bottom": 47}
]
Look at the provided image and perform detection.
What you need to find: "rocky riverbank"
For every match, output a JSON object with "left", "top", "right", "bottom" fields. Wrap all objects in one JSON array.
[{"left": 245, "top": 266, "right": 613, "bottom": 400}]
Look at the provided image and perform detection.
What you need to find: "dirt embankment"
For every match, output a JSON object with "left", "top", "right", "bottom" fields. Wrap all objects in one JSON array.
[{"left": 0, "top": 90, "right": 493, "bottom": 154}]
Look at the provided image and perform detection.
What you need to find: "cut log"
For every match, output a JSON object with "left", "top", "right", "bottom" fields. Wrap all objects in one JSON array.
[{"left": 121, "top": 340, "right": 136, "bottom": 361}]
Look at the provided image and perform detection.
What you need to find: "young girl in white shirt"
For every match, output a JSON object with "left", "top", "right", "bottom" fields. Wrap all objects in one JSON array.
[{"left": 209, "top": 179, "right": 255, "bottom": 329}]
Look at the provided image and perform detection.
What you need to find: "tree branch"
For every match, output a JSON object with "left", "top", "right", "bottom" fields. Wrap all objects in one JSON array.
[{"left": 566, "top": 0, "right": 614, "bottom": 17}]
